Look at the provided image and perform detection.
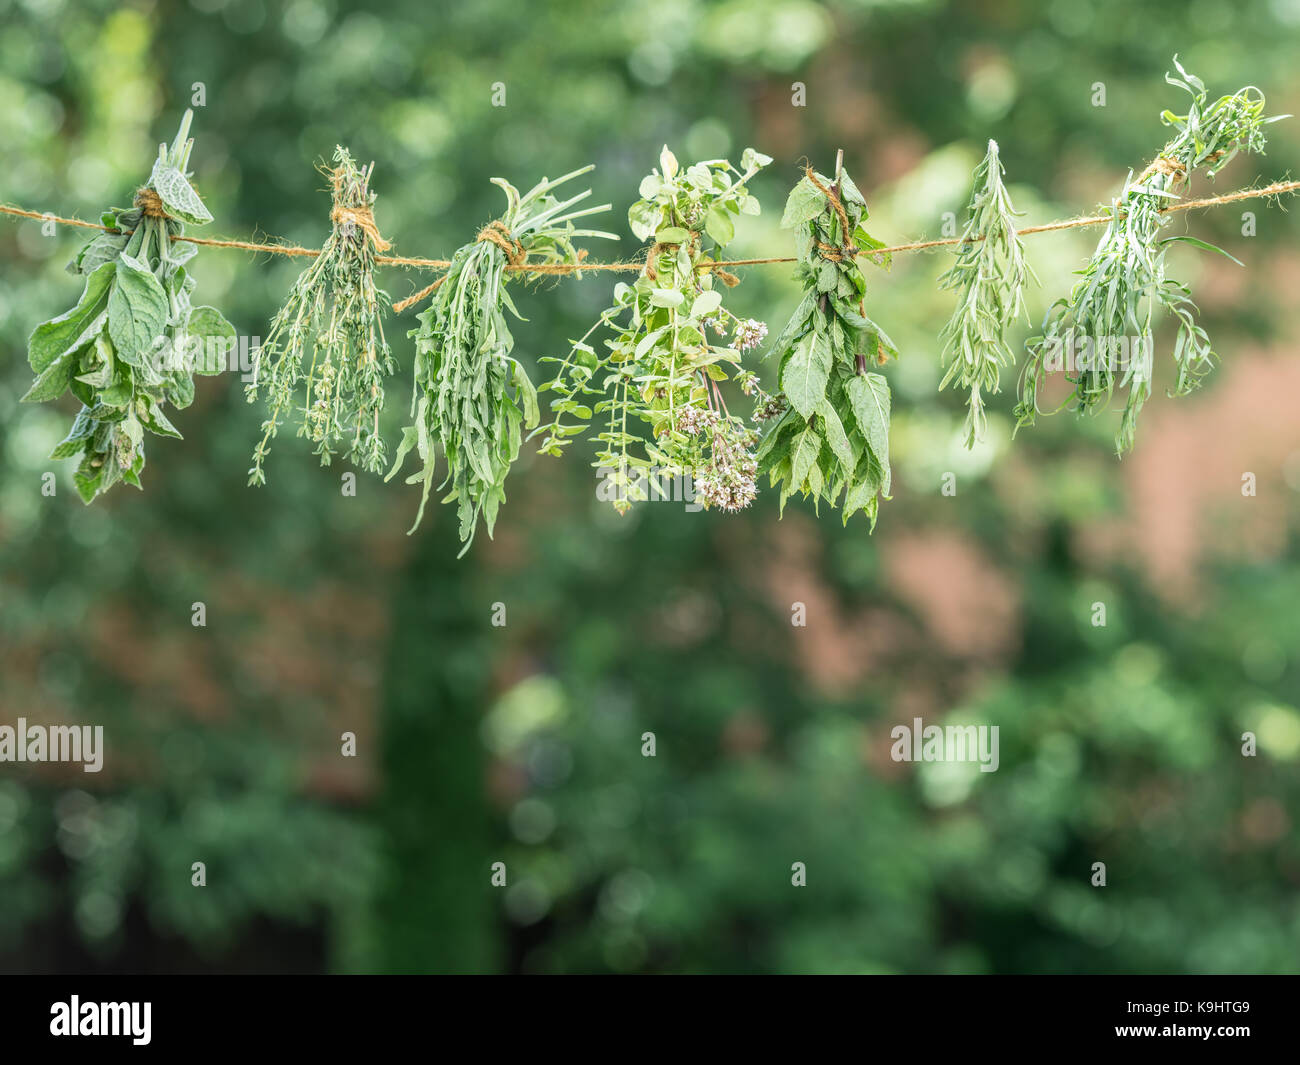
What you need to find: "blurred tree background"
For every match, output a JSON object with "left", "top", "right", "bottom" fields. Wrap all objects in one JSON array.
[{"left": 1, "top": 0, "right": 1299, "bottom": 973}]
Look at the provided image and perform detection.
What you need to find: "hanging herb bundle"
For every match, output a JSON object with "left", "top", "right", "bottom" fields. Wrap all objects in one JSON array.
[
  {"left": 755, "top": 160, "right": 896, "bottom": 527},
  {"left": 246, "top": 148, "right": 395, "bottom": 484},
  {"left": 535, "top": 146, "right": 774, "bottom": 514},
  {"left": 386, "top": 167, "right": 616, "bottom": 552},
  {"left": 22, "top": 109, "right": 234, "bottom": 502},
  {"left": 1015, "top": 58, "right": 1278, "bottom": 454},
  {"left": 937, "top": 139, "right": 1033, "bottom": 448}
]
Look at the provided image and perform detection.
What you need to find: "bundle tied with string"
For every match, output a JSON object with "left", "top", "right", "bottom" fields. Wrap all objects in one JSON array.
[
  {"left": 386, "top": 166, "right": 617, "bottom": 552},
  {"left": 245, "top": 145, "right": 397, "bottom": 484},
  {"left": 1016, "top": 58, "right": 1276, "bottom": 454},
  {"left": 756, "top": 154, "right": 899, "bottom": 528}
]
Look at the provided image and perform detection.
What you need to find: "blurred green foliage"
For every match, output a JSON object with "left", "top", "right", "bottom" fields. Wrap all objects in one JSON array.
[{"left": 1, "top": 0, "right": 1298, "bottom": 973}]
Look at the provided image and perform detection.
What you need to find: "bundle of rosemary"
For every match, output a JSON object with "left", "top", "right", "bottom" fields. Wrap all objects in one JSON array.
[
  {"left": 1015, "top": 57, "right": 1281, "bottom": 453},
  {"left": 937, "top": 139, "right": 1033, "bottom": 448},
  {"left": 757, "top": 158, "right": 896, "bottom": 527},
  {"left": 22, "top": 109, "right": 234, "bottom": 502},
  {"left": 246, "top": 148, "right": 395, "bottom": 484},
  {"left": 386, "top": 167, "right": 616, "bottom": 552}
]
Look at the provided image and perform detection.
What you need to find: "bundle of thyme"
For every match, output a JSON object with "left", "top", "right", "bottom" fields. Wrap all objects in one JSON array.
[
  {"left": 386, "top": 167, "right": 615, "bottom": 552},
  {"left": 246, "top": 148, "right": 395, "bottom": 484},
  {"left": 1015, "top": 57, "right": 1280, "bottom": 453},
  {"left": 756, "top": 159, "right": 896, "bottom": 527},
  {"left": 938, "top": 139, "right": 1033, "bottom": 448},
  {"left": 22, "top": 109, "right": 234, "bottom": 502},
  {"left": 535, "top": 146, "right": 773, "bottom": 514}
]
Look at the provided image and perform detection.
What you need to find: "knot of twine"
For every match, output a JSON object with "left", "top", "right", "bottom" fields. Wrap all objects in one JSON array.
[
  {"left": 804, "top": 166, "right": 859, "bottom": 263},
  {"left": 1138, "top": 155, "right": 1188, "bottom": 185},
  {"left": 134, "top": 187, "right": 171, "bottom": 220},
  {"left": 331, "top": 204, "right": 391, "bottom": 252},
  {"left": 644, "top": 234, "right": 691, "bottom": 282},
  {"left": 645, "top": 231, "right": 741, "bottom": 288},
  {"left": 392, "top": 220, "right": 531, "bottom": 314},
  {"left": 476, "top": 219, "right": 527, "bottom": 265}
]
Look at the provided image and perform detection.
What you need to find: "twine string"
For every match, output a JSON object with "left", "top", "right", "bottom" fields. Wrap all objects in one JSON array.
[{"left": 2, "top": 177, "right": 1296, "bottom": 313}]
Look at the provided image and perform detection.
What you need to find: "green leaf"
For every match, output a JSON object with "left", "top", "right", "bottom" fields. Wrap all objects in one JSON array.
[
  {"left": 188, "top": 304, "right": 236, "bottom": 340},
  {"left": 1159, "top": 234, "right": 1245, "bottom": 266},
  {"left": 842, "top": 478, "right": 880, "bottom": 529},
  {"left": 690, "top": 290, "right": 722, "bottom": 318},
  {"left": 791, "top": 427, "right": 820, "bottom": 487},
  {"left": 138, "top": 399, "right": 183, "bottom": 439},
  {"left": 628, "top": 200, "right": 660, "bottom": 242},
  {"left": 655, "top": 226, "right": 689, "bottom": 244},
  {"left": 649, "top": 288, "right": 684, "bottom": 308},
  {"left": 108, "top": 254, "right": 169, "bottom": 367},
  {"left": 781, "top": 330, "right": 832, "bottom": 419},
  {"left": 71, "top": 231, "right": 128, "bottom": 276},
  {"left": 704, "top": 205, "right": 735, "bottom": 246},
  {"left": 838, "top": 170, "right": 867, "bottom": 209},
  {"left": 847, "top": 372, "right": 891, "bottom": 491},
  {"left": 187, "top": 305, "right": 237, "bottom": 374},
  {"left": 512, "top": 360, "right": 540, "bottom": 428},
  {"left": 781, "top": 178, "right": 825, "bottom": 229},
  {"left": 21, "top": 347, "right": 80, "bottom": 403},
  {"left": 149, "top": 160, "right": 213, "bottom": 225},
  {"left": 50, "top": 407, "right": 95, "bottom": 459},
  {"left": 74, "top": 454, "right": 106, "bottom": 503},
  {"left": 28, "top": 261, "right": 115, "bottom": 372},
  {"left": 167, "top": 370, "right": 195, "bottom": 409},
  {"left": 819, "top": 399, "right": 854, "bottom": 470}
]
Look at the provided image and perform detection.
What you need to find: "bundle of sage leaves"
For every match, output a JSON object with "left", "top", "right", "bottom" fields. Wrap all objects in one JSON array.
[
  {"left": 387, "top": 167, "right": 616, "bottom": 553},
  {"left": 23, "top": 109, "right": 234, "bottom": 502}
]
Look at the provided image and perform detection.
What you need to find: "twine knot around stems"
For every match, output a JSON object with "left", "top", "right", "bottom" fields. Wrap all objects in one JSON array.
[
  {"left": 475, "top": 219, "right": 527, "bottom": 265},
  {"left": 644, "top": 230, "right": 701, "bottom": 282},
  {"left": 1138, "top": 154, "right": 1188, "bottom": 185},
  {"left": 391, "top": 219, "right": 529, "bottom": 314},
  {"left": 803, "top": 166, "right": 859, "bottom": 262},
  {"left": 330, "top": 204, "right": 391, "bottom": 252},
  {"left": 133, "top": 187, "right": 171, "bottom": 219}
]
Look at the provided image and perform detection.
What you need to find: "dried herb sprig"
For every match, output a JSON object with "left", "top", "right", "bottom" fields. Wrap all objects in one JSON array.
[
  {"left": 1016, "top": 57, "right": 1281, "bottom": 454},
  {"left": 246, "top": 147, "right": 395, "bottom": 484},
  {"left": 387, "top": 167, "right": 616, "bottom": 552},
  {"left": 22, "top": 109, "right": 234, "bottom": 502},
  {"left": 938, "top": 139, "right": 1034, "bottom": 448},
  {"left": 756, "top": 158, "right": 896, "bottom": 527},
  {"left": 535, "top": 146, "right": 773, "bottom": 514}
]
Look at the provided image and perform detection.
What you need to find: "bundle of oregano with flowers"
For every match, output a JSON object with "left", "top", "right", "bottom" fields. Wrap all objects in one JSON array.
[{"left": 535, "top": 145, "right": 776, "bottom": 514}]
